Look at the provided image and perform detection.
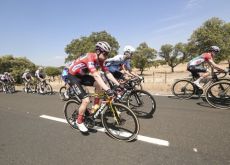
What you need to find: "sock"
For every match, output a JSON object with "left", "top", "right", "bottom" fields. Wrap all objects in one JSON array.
[{"left": 77, "top": 115, "right": 84, "bottom": 124}]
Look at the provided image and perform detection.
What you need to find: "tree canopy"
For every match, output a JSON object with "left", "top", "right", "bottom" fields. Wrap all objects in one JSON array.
[
  {"left": 65, "top": 31, "right": 119, "bottom": 62},
  {"left": 132, "top": 42, "right": 157, "bottom": 74},
  {"left": 188, "top": 17, "right": 230, "bottom": 62},
  {"left": 159, "top": 43, "right": 188, "bottom": 72}
]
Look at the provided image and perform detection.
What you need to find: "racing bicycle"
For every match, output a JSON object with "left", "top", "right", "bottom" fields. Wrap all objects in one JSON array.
[{"left": 64, "top": 91, "right": 140, "bottom": 141}]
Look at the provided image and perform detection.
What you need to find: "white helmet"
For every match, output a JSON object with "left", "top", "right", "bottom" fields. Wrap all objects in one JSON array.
[
  {"left": 38, "top": 66, "right": 43, "bottom": 70},
  {"left": 124, "top": 45, "right": 135, "bottom": 54},
  {"left": 95, "top": 41, "right": 111, "bottom": 53},
  {"left": 210, "top": 46, "right": 220, "bottom": 53},
  {"left": 25, "top": 69, "right": 30, "bottom": 72}
]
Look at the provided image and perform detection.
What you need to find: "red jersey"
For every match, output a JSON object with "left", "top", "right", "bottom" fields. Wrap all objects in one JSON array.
[
  {"left": 188, "top": 52, "right": 213, "bottom": 66},
  {"left": 68, "top": 53, "right": 108, "bottom": 75}
]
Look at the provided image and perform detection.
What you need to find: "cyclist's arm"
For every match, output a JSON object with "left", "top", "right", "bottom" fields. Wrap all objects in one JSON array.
[
  {"left": 105, "top": 71, "right": 120, "bottom": 86},
  {"left": 92, "top": 71, "right": 110, "bottom": 91},
  {"left": 208, "top": 59, "right": 225, "bottom": 72},
  {"left": 121, "top": 64, "right": 133, "bottom": 77}
]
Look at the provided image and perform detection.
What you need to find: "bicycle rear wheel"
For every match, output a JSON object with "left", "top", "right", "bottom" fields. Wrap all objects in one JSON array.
[
  {"left": 127, "top": 89, "right": 156, "bottom": 118},
  {"left": 172, "top": 79, "right": 195, "bottom": 99},
  {"left": 64, "top": 100, "right": 80, "bottom": 129},
  {"left": 205, "top": 81, "right": 230, "bottom": 109},
  {"left": 101, "top": 103, "right": 139, "bottom": 141}
]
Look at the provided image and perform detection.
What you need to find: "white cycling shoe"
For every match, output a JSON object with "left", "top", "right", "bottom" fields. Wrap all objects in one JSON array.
[{"left": 77, "top": 122, "right": 88, "bottom": 132}]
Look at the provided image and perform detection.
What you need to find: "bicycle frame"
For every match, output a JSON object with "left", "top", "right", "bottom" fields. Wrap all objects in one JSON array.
[{"left": 87, "top": 93, "right": 121, "bottom": 124}]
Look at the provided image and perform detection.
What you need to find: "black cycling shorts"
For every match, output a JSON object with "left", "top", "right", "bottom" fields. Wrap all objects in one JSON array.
[
  {"left": 187, "top": 65, "right": 207, "bottom": 79},
  {"left": 111, "top": 71, "right": 125, "bottom": 80},
  {"left": 67, "top": 74, "right": 95, "bottom": 99}
]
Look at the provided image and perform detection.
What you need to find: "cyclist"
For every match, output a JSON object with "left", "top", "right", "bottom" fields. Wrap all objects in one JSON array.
[
  {"left": 105, "top": 45, "right": 142, "bottom": 81},
  {"left": 67, "top": 41, "right": 121, "bottom": 132},
  {"left": 0, "top": 72, "right": 10, "bottom": 92},
  {"left": 187, "top": 46, "right": 226, "bottom": 88},
  {"left": 35, "top": 66, "right": 46, "bottom": 93},
  {"left": 22, "top": 69, "right": 33, "bottom": 92},
  {"left": 61, "top": 67, "right": 70, "bottom": 99}
]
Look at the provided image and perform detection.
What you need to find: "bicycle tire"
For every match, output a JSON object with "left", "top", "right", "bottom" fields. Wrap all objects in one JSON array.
[
  {"left": 44, "top": 83, "right": 53, "bottom": 94},
  {"left": 127, "top": 89, "right": 156, "bottom": 118},
  {"left": 171, "top": 79, "right": 195, "bottom": 99},
  {"left": 0, "top": 82, "right": 3, "bottom": 92},
  {"left": 101, "top": 102, "right": 139, "bottom": 141},
  {"left": 64, "top": 100, "right": 80, "bottom": 129},
  {"left": 59, "top": 86, "right": 69, "bottom": 101},
  {"left": 205, "top": 81, "right": 230, "bottom": 109}
]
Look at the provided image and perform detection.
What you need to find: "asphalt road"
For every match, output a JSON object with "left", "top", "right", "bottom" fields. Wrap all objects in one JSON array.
[{"left": 0, "top": 92, "right": 230, "bottom": 165}]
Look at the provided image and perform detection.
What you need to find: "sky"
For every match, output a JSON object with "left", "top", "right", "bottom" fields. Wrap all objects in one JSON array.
[{"left": 0, "top": 0, "right": 230, "bottom": 66}]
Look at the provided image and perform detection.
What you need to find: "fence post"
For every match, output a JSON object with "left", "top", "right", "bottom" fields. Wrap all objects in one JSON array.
[
  {"left": 165, "top": 71, "right": 167, "bottom": 83},
  {"left": 152, "top": 72, "right": 154, "bottom": 83}
]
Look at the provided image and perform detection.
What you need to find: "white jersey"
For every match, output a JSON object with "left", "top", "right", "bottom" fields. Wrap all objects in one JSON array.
[
  {"left": 22, "top": 72, "right": 32, "bottom": 80},
  {"left": 35, "top": 70, "right": 45, "bottom": 79},
  {"left": 105, "top": 54, "right": 125, "bottom": 67}
]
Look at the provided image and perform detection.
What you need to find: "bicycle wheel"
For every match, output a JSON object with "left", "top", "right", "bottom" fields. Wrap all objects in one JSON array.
[
  {"left": 101, "top": 103, "right": 139, "bottom": 141},
  {"left": 44, "top": 84, "right": 53, "bottom": 94},
  {"left": 59, "top": 86, "right": 69, "bottom": 101},
  {"left": 0, "top": 82, "right": 4, "bottom": 92},
  {"left": 127, "top": 89, "right": 156, "bottom": 118},
  {"left": 205, "top": 81, "right": 230, "bottom": 109},
  {"left": 172, "top": 79, "right": 195, "bottom": 99},
  {"left": 64, "top": 100, "right": 80, "bottom": 129}
]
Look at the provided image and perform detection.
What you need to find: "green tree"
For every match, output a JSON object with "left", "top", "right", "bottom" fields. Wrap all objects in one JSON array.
[
  {"left": 159, "top": 43, "right": 188, "bottom": 72},
  {"left": 133, "top": 42, "right": 157, "bottom": 75},
  {"left": 45, "top": 67, "right": 61, "bottom": 79},
  {"left": 65, "top": 31, "right": 119, "bottom": 62},
  {"left": 188, "top": 17, "right": 230, "bottom": 62}
]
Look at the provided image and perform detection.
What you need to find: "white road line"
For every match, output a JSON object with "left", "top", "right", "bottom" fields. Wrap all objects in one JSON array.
[{"left": 40, "top": 114, "right": 170, "bottom": 147}]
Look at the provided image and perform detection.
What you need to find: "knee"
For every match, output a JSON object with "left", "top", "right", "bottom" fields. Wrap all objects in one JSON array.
[{"left": 82, "top": 97, "right": 90, "bottom": 105}]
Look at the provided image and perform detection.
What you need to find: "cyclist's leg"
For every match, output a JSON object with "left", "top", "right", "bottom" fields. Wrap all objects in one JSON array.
[
  {"left": 80, "top": 75, "right": 100, "bottom": 111},
  {"left": 68, "top": 74, "right": 90, "bottom": 132}
]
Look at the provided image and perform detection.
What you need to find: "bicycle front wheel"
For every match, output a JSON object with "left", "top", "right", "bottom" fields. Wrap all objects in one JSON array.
[
  {"left": 101, "top": 103, "right": 139, "bottom": 141},
  {"left": 172, "top": 79, "right": 195, "bottom": 99},
  {"left": 64, "top": 100, "right": 80, "bottom": 129},
  {"left": 59, "top": 86, "right": 69, "bottom": 101},
  {"left": 127, "top": 89, "right": 156, "bottom": 118},
  {"left": 205, "top": 81, "right": 230, "bottom": 109}
]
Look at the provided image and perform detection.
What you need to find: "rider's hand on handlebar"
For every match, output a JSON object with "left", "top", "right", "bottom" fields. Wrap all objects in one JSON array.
[{"left": 106, "top": 89, "right": 115, "bottom": 97}]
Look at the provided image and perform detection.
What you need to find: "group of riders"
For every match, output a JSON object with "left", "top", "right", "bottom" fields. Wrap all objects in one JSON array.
[
  {"left": 0, "top": 66, "right": 47, "bottom": 94},
  {"left": 60, "top": 42, "right": 227, "bottom": 132},
  {"left": 0, "top": 41, "right": 228, "bottom": 132}
]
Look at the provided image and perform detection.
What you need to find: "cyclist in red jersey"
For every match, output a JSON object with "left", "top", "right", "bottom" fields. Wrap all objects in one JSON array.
[
  {"left": 67, "top": 41, "right": 120, "bottom": 132},
  {"left": 187, "top": 46, "right": 226, "bottom": 88}
]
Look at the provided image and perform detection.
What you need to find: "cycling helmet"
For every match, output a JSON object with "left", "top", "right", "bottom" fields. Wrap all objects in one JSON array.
[
  {"left": 210, "top": 46, "right": 220, "bottom": 53},
  {"left": 4, "top": 72, "right": 8, "bottom": 75},
  {"left": 95, "top": 41, "right": 111, "bottom": 53},
  {"left": 38, "top": 66, "right": 43, "bottom": 70},
  {"left": 124, "top": 45, "right": 135, "bottom": 54}
]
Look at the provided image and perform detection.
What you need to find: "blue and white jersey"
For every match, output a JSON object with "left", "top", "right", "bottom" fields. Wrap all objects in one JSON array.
[
  {"left": 61, "top": 68, "right": 68, "bottom": 77},
  {"left": 105, "top": 54, "right": 130, "bottom": 72}
]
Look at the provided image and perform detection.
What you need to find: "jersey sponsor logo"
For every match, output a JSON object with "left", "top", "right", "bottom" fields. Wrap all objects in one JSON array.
[
  {"left": 71, "top": 63, "right": 85, "bottom": 72},
  {"left": 88, "top": 62, "right": 95, "bottom": 68}
]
